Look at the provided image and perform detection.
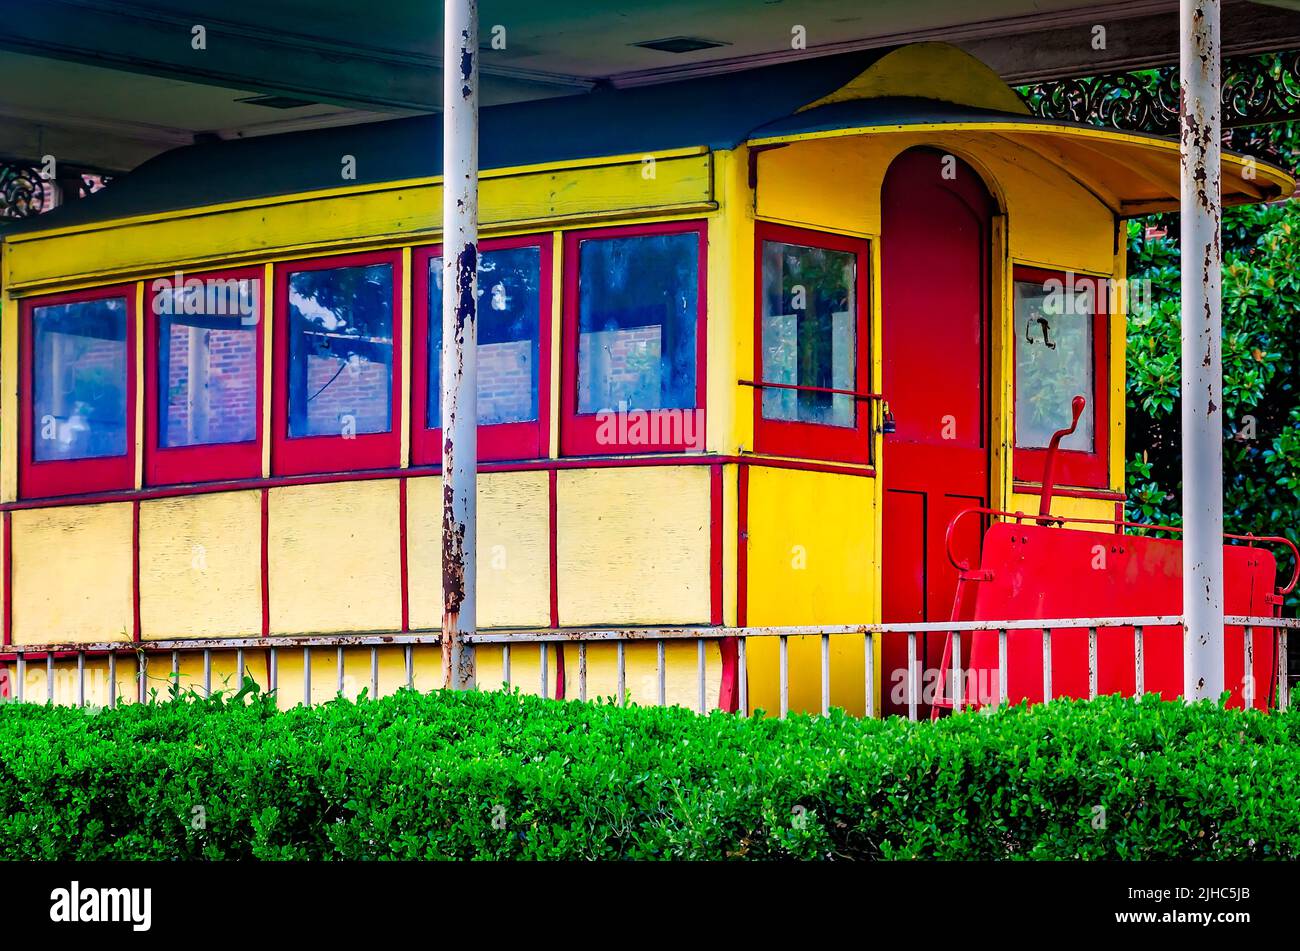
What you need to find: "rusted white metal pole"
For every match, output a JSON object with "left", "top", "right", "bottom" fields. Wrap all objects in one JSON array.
[
  {"left": 1180, "top": 0, "right": 1224, "bottom": 701},
  {"left": 441, "top": 0, "right": 478, "bottom": 690}
]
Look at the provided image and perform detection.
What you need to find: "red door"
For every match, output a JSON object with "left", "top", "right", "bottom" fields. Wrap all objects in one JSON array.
[{"left": 880, "top": 149, "right": 994, "bottom": 717}]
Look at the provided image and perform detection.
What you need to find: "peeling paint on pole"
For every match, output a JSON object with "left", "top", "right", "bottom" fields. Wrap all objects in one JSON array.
[
  {"left": 1180, "top": 0, "right": 1224, "bottom": 701},
  {"left": 441, "top": 0, "right": 478, "bottom": 690}
]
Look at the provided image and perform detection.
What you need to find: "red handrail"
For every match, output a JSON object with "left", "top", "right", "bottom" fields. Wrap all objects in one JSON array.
[{"left": 1038, "top": 395, "right": 1086, "bottom": 525}]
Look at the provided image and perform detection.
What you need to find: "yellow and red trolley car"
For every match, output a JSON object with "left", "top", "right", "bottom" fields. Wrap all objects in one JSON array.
[{"left": 0, "top": 42, "right": 1291, "bottom": 714}]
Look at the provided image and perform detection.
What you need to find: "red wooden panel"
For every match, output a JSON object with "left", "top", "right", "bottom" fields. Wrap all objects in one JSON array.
[{"left": 961, "top": 523, "right": 1278, "bottom": 710}]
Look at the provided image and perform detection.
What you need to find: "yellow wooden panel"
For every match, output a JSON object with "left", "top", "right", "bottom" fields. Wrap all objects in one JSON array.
[
  {"left": 133, "top": 282, "right": 144, "bottom": 489},
  {"left": 1, "top": 290, "right": 18, "bottom": 502},
  {"left": 12, "top": 503, "right": 134, "bottom": 644},
  {"left": 557, "top": 466, "right": 711, "bottom": 626},
  {"left": 477, "top": 643, "right": 566, "bottom": 699},
  {"left": 406, "top": 470, "right": 551, "bottom": 630},
  {"left": 4, "top": 155, "right": 713, "bottom": 290},
  {"left": 1109, "top": 245, "right": 1128, "bottom": 491},
  {"left": 476, "top": 642, "right": 722, "bottom": 708},
  {"left": 573, "top": 641, "right": 722, "bottom": 709},
  {"left": 744, "top": 467, "right": 876, "bottom": 716},
  {"left": 756, "top": 135, "right": 892, "bottom": 237},
  {"left": 163, "top": 650, "right": 246, "bottom": 698},
  {"left": 267, "top": 480, "right": 401, "bottom": 635},
  {"left": 1010, "top": 493, "right": 1119, "bottom": 531},
  {"left": 268, "top": 644, "right": 430, "bottom": 708},
  {"left": 138, "top": 491, "right": 262, "bottom": 639}
]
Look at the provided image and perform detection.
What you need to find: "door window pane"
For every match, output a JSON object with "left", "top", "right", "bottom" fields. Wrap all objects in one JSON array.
[
  {"left": 576, "top": 232, "right": 698, "bottom": 413},
  {"left": 287, "top": 263, "right": 393, "bottom": 438},
  {"left": 1014, "top": 279, "right": 1094, "bottom": 451},
  {"left": 760, "top": 241, "right": 856, "bottom": 427},
  {"left": 158, "top": 279, "right": 259, "bottom": 447},
  {"left": 32, "top": 297, "right": 128, "bottom": 461},
  {"left": 427, "top": 246, "right": 541, "bottom": 427}
]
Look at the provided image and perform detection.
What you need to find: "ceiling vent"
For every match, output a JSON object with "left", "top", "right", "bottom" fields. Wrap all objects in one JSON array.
[
  {"left": 632, "top": 36, "right": 729, "bottom": 54},
  {"left": 236, "top": 94, "right": 317, "bottom": 110}
]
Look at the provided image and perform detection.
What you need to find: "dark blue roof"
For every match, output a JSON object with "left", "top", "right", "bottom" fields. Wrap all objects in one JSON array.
[{"left": 4, "top": 48, "right": 891, "bottom": 234}]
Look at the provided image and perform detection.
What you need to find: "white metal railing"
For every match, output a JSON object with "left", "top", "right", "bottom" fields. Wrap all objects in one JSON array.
[{"left": 1, "top": 615, "right": 1296, "bottom": 718}]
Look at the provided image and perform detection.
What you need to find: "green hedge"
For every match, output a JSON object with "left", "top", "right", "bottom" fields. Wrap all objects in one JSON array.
[{"left": 1, "top": 688, "right": 1298, "bottom": 859}]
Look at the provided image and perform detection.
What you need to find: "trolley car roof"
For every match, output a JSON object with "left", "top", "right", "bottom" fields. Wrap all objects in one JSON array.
[{"left": 3, "top": 43, "right": 1291, "bottom": 236}]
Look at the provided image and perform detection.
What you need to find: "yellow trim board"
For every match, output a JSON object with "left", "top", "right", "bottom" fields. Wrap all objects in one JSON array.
[
  {"left": 4, "top": 154, "right": 715, "bottom": 290},
  {"left": 3, "top": 146, "right": 711, "bottom": 244}
]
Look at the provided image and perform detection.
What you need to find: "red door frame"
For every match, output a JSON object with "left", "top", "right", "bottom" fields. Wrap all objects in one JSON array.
[
  {"left": 19, "top": 284, "right": 137, "bottom": 499},
  {"left": 144, "top": 265, "right": 265, "bottom": 485},
  {"left": 272, "top": 249, "right": 404, "bottom": 476},
  {"left": 752, "top": 221, "right": 873, "bottom": 464},
  {"left": 560, "top": 219, "right": 708, "bottom": 456},
  {"left": 411, "top": 234, "right": 553, "bottom": 464}
]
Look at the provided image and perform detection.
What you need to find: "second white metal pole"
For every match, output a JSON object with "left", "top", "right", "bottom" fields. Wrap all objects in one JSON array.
[
  {"left": 441, "top": 0, "right": 478, "bottom": 690},
  {"left": 1180, "top": 0, "right": 1224, "bottom": 702}
]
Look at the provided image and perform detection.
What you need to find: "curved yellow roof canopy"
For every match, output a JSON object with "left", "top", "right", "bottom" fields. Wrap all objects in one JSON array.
[
  {"left": 757, "top": 41, "right": 1292, "bottom": 216},
  {"left": 748, "top": 116, "right": 1293, "bottom": 217}
]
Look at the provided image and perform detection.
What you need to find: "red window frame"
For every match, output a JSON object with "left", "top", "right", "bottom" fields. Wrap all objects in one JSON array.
[
  {"left": 411, "top": 235, "right": 553, "bottom": 464},
  {"left": 752, "top": 222, "right": 872, "bottom": 465},
  {"left": 144, "top": 266, "right": 265, "bottom": 485},
  {"left": 19, "top": 284, "right": 137, "bottom": 499},
  {"left": 1011, "top": 265, "right": 1110, "bottom": 489},
  {"left": 560, "top": 219, "right": 708, "bottom": 456},
  {"left": 272, "top": 249, "right": 404, "bottom": 476}
]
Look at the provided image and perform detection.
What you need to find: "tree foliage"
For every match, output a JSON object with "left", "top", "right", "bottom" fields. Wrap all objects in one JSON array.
[{"left": 1125, "top": 123, "right": 1300, "bottom": 595}]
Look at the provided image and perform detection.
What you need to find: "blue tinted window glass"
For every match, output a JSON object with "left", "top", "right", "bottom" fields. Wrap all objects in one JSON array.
[
  {"left": 427, "top": 247, "right": 542, "bottom": 427},
  {"left": 287, "top": 263, "right": 393, "bottom": 438},
  {"left": 576, "top": 232, "right": 698, "bottom": 413},
  {"left": 33, "top": 297, "right": 129, "bottom": 461}
]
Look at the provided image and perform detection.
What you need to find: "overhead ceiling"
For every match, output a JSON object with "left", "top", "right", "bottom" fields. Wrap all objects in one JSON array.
[{"left": 3, "top": 0, "right": 1300, "bottom": 174}]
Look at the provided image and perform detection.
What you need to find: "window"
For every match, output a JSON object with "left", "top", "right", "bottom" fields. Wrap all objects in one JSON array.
[
  {"left": 145, "top": 267, "right": 264, "bottom": 484},
  {"left": 272, "top": 250, "right": 403, "bottom": 475},
  {"left": 753, "top": 223, "right": 871, "bottom": 464},
  {"left": 411, "top": 236, "right": 552, "bottom": 464},
  {"left": 21, "top": 286, "right": 135, "bottom": 498},
  {"left": 1012, "top": 266, "right": 1109, "bottom": 488},
  {"left": 561, "top": 221, "right": 706, "bottom": 455}
]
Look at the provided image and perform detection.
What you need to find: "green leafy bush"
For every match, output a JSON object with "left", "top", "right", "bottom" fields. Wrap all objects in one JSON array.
[
  {"left": 1125, "top": 121, "right": 1300, "bottom": 599},
  {"left": 2, "top": 688, "right": 1300, "bottom": 860}
]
